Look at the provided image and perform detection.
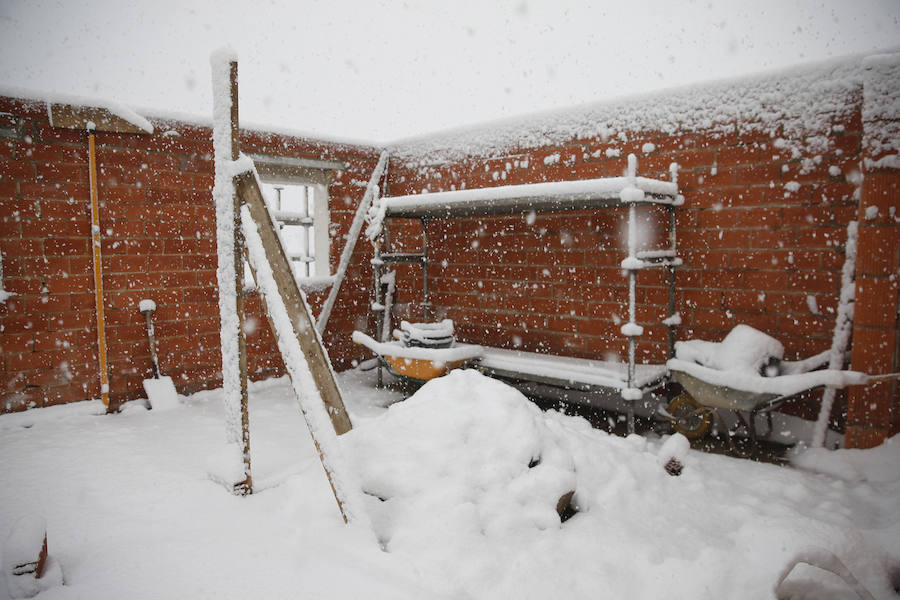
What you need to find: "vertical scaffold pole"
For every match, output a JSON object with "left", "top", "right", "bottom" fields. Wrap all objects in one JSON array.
[
  {"left": 667, "top": 162, "right": 679, "bottom": 359},
  {"left": 624, "top": 154, "right": 639, "bottom": 436},
  {"left": 422, "top": 218, "right": 430, "bottom": 322}
]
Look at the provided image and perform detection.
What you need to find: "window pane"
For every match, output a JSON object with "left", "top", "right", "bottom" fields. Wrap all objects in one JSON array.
[{"left": 260, "top": 182, "right": 317, "bottom": 278}]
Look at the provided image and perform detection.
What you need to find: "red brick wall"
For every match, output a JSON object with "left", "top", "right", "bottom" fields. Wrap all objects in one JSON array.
[
  {"left": 0, "top": 94, "right": 380, "bottom": 412},
  {"left": 845, "top": 55, "right": 900, "bottom": 448},
  {"left": 382, "top": 99, "right": 877, "bottom": 434},
  {"left": 3, "top": 59, "right": 898, "bottom": 448}
]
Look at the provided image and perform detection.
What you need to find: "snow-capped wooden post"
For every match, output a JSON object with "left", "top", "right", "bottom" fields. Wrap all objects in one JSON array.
[
  {"left": 211, "top": 50, "right": 252, "bottom": 495},
  {"left": 230, "top": 60, "right": 253, "bottom": 495},
  {"left": 811, "top": 221, "right": 858, "bottom": 448},
  {"left": 316, "top": 150, "right": 389, "bottom": 335}
]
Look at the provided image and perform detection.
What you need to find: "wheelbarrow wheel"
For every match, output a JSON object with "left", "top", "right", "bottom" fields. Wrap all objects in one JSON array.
[{"left": 668, "top": 393, "right": 712, "bottom": 439}]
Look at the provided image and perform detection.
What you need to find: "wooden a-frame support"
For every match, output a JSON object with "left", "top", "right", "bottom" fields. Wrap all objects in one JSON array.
[{"left": 215, "top": 56, "right": 355, "bottom": 522}]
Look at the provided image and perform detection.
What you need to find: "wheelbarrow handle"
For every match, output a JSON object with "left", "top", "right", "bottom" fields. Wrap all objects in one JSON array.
[{"left": 865, "top": 372, "right": 900, "bottom": 384}]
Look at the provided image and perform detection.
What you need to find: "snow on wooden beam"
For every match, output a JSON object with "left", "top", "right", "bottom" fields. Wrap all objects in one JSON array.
[{"left": 47, "top": 102, "right": 152, "bottom": 134}]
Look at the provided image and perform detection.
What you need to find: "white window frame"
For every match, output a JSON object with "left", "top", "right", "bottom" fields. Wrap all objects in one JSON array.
[{"left": 250, "top": 154, "right": 344, "bottom": 280}]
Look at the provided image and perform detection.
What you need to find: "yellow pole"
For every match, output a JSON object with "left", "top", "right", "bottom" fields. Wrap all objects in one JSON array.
[{"left": 88, "top": 130, "right": 111, "bottom": 409}]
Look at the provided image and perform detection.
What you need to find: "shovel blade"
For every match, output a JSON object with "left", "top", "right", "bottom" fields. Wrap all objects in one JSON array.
[{"left": 143, "top": 376, "right": 180, "bottom": 411}]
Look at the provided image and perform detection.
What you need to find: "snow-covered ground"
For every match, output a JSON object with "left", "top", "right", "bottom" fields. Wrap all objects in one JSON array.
[{"left": 1, "top": 369, "right": 898, "bottom": 599}]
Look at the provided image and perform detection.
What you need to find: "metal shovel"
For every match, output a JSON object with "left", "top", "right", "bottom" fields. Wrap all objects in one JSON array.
[{"left": 139, "top": 300, "right": 180, "bottom": 410}]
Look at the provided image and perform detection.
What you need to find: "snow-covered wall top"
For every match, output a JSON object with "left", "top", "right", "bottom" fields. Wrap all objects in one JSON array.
[
  {"left": 387, "top": 50, "right": 899, "bottom": 166},
  {"left": 0, "top": 85, "right": 381, "bottom": 153},
  {"left": 861, "top": 52, "right": 900, "bottom": 169},
  {"left": 4, "top": 48, "right": 897, "bottom": 167}
]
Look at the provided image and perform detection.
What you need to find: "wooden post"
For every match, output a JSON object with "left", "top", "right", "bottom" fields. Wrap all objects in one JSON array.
[
  {"left": 315, "top": 151, "right": 388, "bottom": 335},
  {"left": 229, "top": 61, "right": 253, "bottom": 496}
]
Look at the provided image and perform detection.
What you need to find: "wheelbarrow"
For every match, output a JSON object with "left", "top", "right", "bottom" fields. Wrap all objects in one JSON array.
[{"left": 662, "top": 355, "right": 889, "bottom": 448}]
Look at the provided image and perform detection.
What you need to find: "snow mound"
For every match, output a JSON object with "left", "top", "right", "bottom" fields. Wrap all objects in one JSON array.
[
  {"left": 3, "top": 515, "right": 45, "bottom": 577},
  {"left": 3, "top": 514, "right": 63, "bottom": 599},
  {"left": 791, "top": 435, "right": 900, "bottom": 484},
  {"left": 675, "top": 324, "right": 784, "bottom": 375},
  {"left": 4, "top": 556, "right": 62, "bottom": 599},
  {"left": 657, "top": 433, "right": 690, "bottom": 468},
  {"left": 346, "top": 369, "right": 576, "bottom": 545}
]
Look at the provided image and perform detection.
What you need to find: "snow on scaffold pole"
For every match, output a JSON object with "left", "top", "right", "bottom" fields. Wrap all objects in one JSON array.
[
  {"left": 620, "top": 153, "right": 642, "bottom": 436},
  {"left": 316, "top": 151, "right": 389, "bottom": 335},
  {"left": 211, "top": 49, "right": 252, "bottom": 495},
  {"left": 236, "top": 170, "right": 364, "bottom": 524},
  {"left": 811, "top": 221, "right": 858, "bottom": 448}
]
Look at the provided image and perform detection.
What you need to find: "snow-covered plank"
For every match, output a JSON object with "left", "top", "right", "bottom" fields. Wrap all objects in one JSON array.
[
  {"left": 477, "top": 347, "right": 667, "bottom": 390},
  {"left": 812, "top": 221, "right": 858, "bottom": 447},
  {"left": 381, "top": 175, "right": 678, "bottom": 219},
  {"left": 47, "top": 101, "right": 152, "bottom": 134},
  {"left": 235, "top": 171, "right": 353, "bottom": 436}
]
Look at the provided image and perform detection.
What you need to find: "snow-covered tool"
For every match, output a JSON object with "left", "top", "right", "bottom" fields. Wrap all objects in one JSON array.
[
  {"left": 47, "top": 101, "right": 152, "bottom": 412},
  {"left": 139, "top": 299, "right": 180, "bottom": 410}
]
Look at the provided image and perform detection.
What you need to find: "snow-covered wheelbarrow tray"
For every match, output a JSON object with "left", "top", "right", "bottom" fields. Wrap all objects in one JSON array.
[
  {"left": 352, "top": 331, "right": 483, "bottom": 382},
  {"left": 664, "top": 354, "right": 878, "bottom": 443}
]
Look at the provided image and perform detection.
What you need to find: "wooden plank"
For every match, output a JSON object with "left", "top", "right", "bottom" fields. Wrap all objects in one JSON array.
[
  {"left": 222, "top": 59, "right": 252, "bottom": 496},
  {"left": 234, "top": 171, "right": 353, "bottom": 435},
  {"left": 87, "top": 133, "right": 111, "bottom": 410},
  {"left": 47, "top": 103, "right": 149, "bottom": 134}
]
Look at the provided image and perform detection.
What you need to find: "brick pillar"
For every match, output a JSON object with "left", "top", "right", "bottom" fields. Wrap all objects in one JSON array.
[{"left": 846, "top": 53, "right": 900, "bottom": 448}]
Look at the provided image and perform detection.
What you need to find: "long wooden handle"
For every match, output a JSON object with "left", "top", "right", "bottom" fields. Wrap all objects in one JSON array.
[
  {"left": 88, "top": 132, "right": 110, "bottom": 408},
  {"left": 866, "top": 372, "right": 900, "bottom": 384}
]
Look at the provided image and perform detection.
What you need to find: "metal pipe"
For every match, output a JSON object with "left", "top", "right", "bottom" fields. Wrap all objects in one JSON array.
[
  {"left": 668, "top": 205, "right": 677, "bottom": 358},
  {"left": 422, "top": 217, "right": 430, "bottom": 322},
  {"left": 301, "top": 186, "right": 310, "bottom": 277},
  {"left": 273, "top": 185, "right": 283, "bottom": 212}
]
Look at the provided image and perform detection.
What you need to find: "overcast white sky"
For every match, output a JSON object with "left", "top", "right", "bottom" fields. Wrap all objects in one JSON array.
[{"left": 1, "top": 0, "right": 899, "bottom": 143}]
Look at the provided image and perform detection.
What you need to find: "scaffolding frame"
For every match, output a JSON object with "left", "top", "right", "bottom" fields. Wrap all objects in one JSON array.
[{"left": 369, "top": 154, "right": 684, "bottom": 434}]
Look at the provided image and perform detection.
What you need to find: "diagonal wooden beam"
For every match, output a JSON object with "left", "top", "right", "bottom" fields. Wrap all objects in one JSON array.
[{"left": 234, "top": 171, "right": 353, "bottom": 435}]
